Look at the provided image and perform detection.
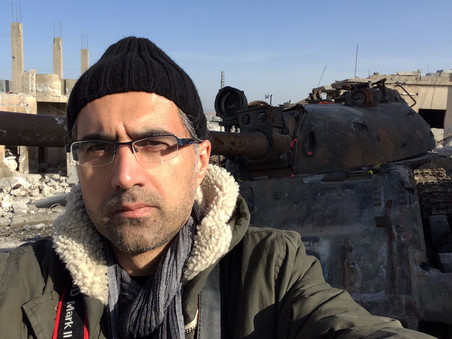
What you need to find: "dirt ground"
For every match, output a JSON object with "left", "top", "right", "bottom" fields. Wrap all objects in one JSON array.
[{"left": 0, "top": 206, "right": 64, "bottom": 251}]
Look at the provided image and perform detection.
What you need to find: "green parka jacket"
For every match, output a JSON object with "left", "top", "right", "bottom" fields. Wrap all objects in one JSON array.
[{"left": 0, "top": 165, "right": 434, "bottom": 338}]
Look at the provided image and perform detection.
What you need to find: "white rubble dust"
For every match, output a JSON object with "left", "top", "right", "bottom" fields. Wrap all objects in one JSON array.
[{"left": 0, "top": 172, "right": 71, "bottom": 251}]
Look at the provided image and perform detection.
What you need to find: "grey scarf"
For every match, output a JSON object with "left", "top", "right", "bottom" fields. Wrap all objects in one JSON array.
[{"left": 106, "top": 207, "right": 199, "bottom": 339}]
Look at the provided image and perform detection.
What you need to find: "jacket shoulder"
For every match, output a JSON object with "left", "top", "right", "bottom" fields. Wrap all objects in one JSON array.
[
  {"left": 1, "top": 238, "right": 60, "bottom": 269},
  {"left": 0, "top": 239, "right": 68, "bottom": 338},
  {"left": 0, "top": 238, "right": 66, "bottom": 301}
]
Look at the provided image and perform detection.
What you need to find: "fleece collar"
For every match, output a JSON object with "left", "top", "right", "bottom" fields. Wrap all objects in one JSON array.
[{"left": 52, "top": 165, "right": 239, "bottom": 305}]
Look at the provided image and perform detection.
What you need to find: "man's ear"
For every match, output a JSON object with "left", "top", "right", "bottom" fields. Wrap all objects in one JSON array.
[{"left": 195, "top": 139, "right": 211, "bottom": 187}]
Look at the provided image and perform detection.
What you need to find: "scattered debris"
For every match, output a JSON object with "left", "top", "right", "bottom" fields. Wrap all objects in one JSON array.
[{"left": 0, "top": 172, "right": 71, "bottom": 251}]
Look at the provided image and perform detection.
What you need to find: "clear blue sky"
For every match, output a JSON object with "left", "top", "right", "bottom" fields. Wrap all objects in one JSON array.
[{"left": 0, "top": 0, "right": 451, "bottom": 112}]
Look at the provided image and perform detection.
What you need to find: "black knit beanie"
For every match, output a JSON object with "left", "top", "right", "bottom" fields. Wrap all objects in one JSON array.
[{"left": 67, "top": 36, "right": 207, "bottom": 139}]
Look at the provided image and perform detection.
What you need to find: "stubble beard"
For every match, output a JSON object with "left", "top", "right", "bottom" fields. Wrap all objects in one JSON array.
[{"left": 84, "top": 179, "right": 197, "bottom": 255}]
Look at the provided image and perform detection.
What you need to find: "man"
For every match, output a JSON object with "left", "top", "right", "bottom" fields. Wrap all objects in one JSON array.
[{"left": 0, "top": 37, "right": 434, "bottom": 338}]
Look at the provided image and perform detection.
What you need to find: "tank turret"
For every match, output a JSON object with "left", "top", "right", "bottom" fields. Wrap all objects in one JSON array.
[{"left": 210, "top": 83, "right": 435, "bottom": 178}]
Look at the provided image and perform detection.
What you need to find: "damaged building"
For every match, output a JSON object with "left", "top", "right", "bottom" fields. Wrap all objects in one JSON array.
[{"left": 0, "top": 21, "right": 88, "bottom": 177}]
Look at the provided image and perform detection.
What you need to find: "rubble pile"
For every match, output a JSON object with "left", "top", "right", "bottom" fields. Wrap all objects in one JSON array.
[{"left": 0, "top": 173, "right": 72, "bottom": 250}]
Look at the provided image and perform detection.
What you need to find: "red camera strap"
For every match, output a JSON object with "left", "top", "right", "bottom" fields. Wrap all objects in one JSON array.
[{"left": 52, "top": 280, "right": 88, "bottom": 339}]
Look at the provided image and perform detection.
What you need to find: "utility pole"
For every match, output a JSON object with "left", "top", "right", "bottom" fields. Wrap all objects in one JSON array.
[
  {"left": 317, "top": 65, "right": 327, "bottom": 87},
  {"left": 354, "top": 44, "right": 359, "bottom": 78},
  {"left": 265, "top": 94, "right": 273, "bottom": 105}
]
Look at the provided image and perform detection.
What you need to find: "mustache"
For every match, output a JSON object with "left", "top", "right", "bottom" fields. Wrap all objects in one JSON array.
[{"left": 102, "top": 187, "right": 163, "bottom": 211}]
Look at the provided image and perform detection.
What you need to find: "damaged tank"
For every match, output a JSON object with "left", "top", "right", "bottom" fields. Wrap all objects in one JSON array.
[{"left": 210, "top": 81, "right": 452, "bottom": 338}]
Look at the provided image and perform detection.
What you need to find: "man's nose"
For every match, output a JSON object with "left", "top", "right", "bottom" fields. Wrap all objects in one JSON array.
[{"left": 110, "top": 145, "right": 146, "bottom": 189}]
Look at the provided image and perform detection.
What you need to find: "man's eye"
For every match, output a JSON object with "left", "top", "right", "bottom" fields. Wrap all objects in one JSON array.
[
  {"left": 138, "top": 139, "right": 169, "bottom": 150},
  {"left": 85, "top": 143, "right": 107, "bottom": 152},
  {"left": 146, "top": 140, "right": 166, "bottom": 147}
]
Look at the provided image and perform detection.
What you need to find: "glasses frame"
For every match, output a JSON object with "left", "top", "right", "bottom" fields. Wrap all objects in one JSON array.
[{"left": 66, "top": 134, "right": 197, "bottom": 167}]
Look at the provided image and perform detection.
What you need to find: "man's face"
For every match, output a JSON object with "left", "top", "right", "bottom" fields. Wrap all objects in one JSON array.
[{"left": 75, "top": 92, "right": 210, "bottom": 255}]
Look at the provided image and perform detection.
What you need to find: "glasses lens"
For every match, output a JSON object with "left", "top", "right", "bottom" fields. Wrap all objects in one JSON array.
[
  {"left": 133, "top": 136, "right": 179, "bottom": 163},
  {"left": 72, "top": 141, "right": 115, "bottom": 167}
]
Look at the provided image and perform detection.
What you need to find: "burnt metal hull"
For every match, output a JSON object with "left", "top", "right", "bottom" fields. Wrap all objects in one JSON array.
[{"left": 239, "top": 165, "right": 452, "bottom": 328}]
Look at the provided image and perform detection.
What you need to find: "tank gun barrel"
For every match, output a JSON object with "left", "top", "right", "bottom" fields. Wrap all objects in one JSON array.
[
  {"left": 208, "top": 131, "right": 269, "bottom": 160},
  {"left": 0, "top": 111, "right": 67, "bottom": 147},
  {"left": 0, "top": 111, "right": 275, "bottom": 161},
  {"left": 0, "top": 110, "right": 276, "bottom": 163}
]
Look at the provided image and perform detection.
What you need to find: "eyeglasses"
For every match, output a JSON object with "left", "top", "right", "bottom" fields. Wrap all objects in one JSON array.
[{"left": 67, "top": 135, "right": 197, "bottom": 167}]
